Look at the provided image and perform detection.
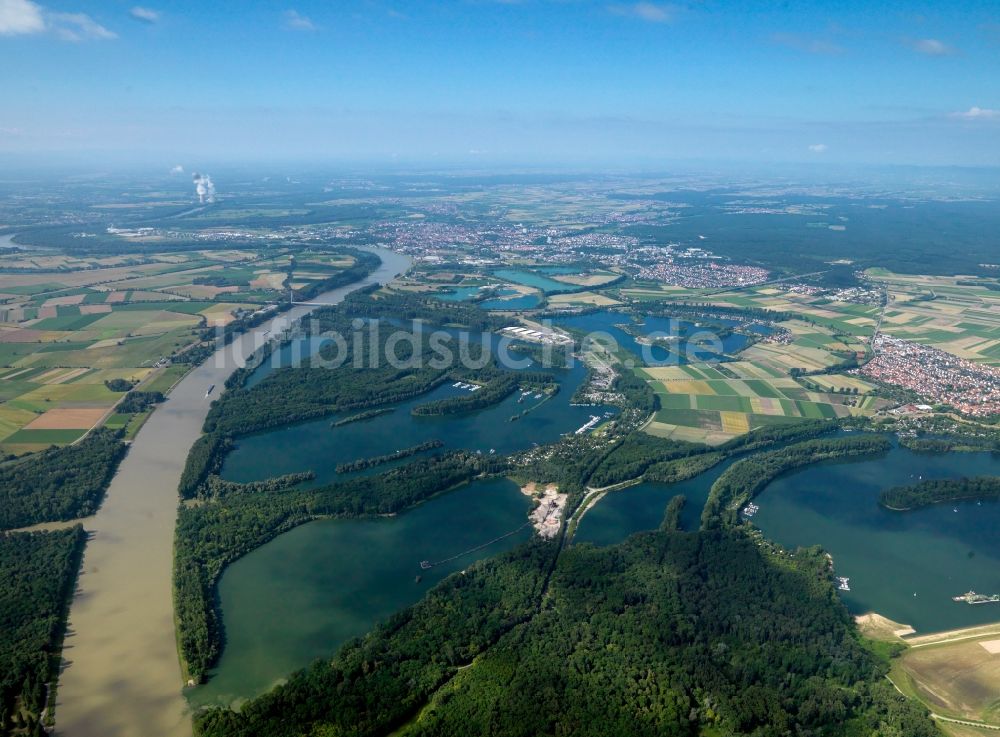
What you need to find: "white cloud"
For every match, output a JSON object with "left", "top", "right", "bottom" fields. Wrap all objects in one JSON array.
[
  {"left": 909, "top": 38, "right": 954, "bottom": 56},
  {"left": 48, "top": 12, "right": 116, "bottom": 40},
  {"left": 950, "top": 107, "right": 999, "bottom": 120},
  {"left": 0, "top": 0, "right": 115, "bottom": 40},
  {"left": 808, "top": 143, "right": 828, "bottom": 153},
  {"left": 771, "top": 32, "right": 844, "bottom": 55},
  {"left": 129, "top": 6, "right": 160, "bottom": 23},
  {"left": 609, "top": 2, "right": 673, "bottom": 23},
  {"left": 170, "top": 164, "right": 184, "bottom": 174},
  {"left": 0, "top": 0, "right": 45, "bottom": 35},
  {"left": 283, "top": 9, "right": 317, "bottom": 31}
]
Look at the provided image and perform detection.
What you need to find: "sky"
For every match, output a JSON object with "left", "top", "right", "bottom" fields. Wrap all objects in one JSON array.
[{"left": 0, "top": 0, "right": 998, "bottom": 167}]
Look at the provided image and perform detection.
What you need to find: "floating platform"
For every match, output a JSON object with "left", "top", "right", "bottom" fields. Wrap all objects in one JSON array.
[{"left": 952, "top": 590, "right": 1000, "bottom": 605}]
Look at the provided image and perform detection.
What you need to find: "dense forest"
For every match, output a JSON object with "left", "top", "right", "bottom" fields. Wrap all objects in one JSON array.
[
  {"left": 178, "top": 433, "right": 232, "bottom": 500},
  {"left": 202, "top": 296, "right": 523, "bottom": 438},
  {"left": 411, "top": 370, "right": 555, "bottom": 417},
  {"left": 175, "top": 452, "right": 503, "bottom": 680},
  {"left": 0, "top": 429, "right": 127, "bottom": 530},
  {"left": 660, "top": 494, "right": 686, "bottom": 531},
  {"left": 335, "top": 287, "right": 510, "bottom": 332},
  {"left": 879, "top": 475, "right": 1000, "bottom": 511},
  {"left": 587, "top": 433, "right": 706, "bottom": 488},
  {"left": 701, "top": 435, "right": 892, "bottom": 529},
  {"left": 643, "top": 452, "right": 725, "bottom": 484},
  {"left": 0, "top": 527, "right": 86, "bottom": 736},
  {"left": 204, "top": 362, "right": 452, "bottom": 437},
  {"left": 899, "top": 435, "right": 1000, "bottom": 453},
  {"left": 193, "top": 527, "right": 937, "bottom": 737}
]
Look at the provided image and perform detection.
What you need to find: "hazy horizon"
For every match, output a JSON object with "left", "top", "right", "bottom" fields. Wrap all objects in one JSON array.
[{"left": 2, "top": 0, "right": 998, "bottom": 167}]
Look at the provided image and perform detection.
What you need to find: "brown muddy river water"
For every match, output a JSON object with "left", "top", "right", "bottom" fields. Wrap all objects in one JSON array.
[{"left": 54, "top": 248, "right": 410, "bottom": 737}]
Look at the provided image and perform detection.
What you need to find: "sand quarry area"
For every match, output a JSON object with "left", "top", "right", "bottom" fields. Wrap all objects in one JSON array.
[{"left": 520, "top": 482, "right": 567, "bottom": 539}]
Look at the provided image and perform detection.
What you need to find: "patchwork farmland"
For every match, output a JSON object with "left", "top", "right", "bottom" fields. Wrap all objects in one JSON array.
[
  {"left": 641, "top": 361, "right": 886, "bottom": 444},
  {"left": 0, "top": 246, "right": 358, "bottom": 454}
]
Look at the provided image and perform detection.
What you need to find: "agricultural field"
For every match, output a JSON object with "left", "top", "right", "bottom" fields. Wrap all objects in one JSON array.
[
  {"left": 618, "top": 282, "right": 885, "bottom": 338},
  {"left": 0, "top": 245, "right": 357, "bottom": 453},
  {"left": 868, "top": 270, "right": 1000, "bottom": 367},
  {"left": 890, "top": 627, "right": 1000, "bottom": 730},
  {"left": 621, "top": 270, "right": 1000, "bottom": 371},
  {"left": 548, "top": 270, "right": 621, "bottom": 288},
  {"left": 640, "top": 360, "right": 883, "bottom": 444},
  {"left": 547, "top": 291, "right": 622, "bottom": 307}
]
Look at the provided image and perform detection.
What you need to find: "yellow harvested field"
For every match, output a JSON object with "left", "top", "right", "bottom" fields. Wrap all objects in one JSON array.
[
  {"left": 250, "top": 271, "right": 286, "bottom": 289},
  {"left": 79, "top": 304, "right": 113, "bottom": 315},
  {"left": 641, "top": 366, "right": 695, "bottom": 381},
  {"left": 86, "top": 338, "right": 124, "bottom": 350},
  {"left": 547, "top": 291, "right": 621, "bottom": 306},
  {"left": 659, "top": 379, "right": 714, "bottom": 395},
  {"left": 743, "top": 343, "right": 838, "bottom": 372},
  {"left": 720, "top": 411, "right": 750, "bottom": 434},
  {"left": 0, "top": 406, "right": 37, "bottom": 439},
  {"left": 722, "top": 361, "right": 775, "bottom": 380},
  {"left": 884, "top": 311, "right": 920, "bottom": 325},
  {"left": 749, "top": 397, "right": 784, "bottom": 415},
  {"left": 808, "top": 374, "right": 876, "bottom": 393},
  {"left": 36, "top": 367, "right": 90, "bottom": 385},
  {"left": 84, "top": 368, "right": 152, "bottom": 384},
  {"left": 644, "top": 421, "right": 735, "bottom": 446},
  {"left": 25, "top": 407, "right": 108, "bottom": 430},
  {"left": 550, "top": 272, "right": 620, "bottom": 287},
  {"left": 200, "top": 304, "right": 240, "bottom": 325}
]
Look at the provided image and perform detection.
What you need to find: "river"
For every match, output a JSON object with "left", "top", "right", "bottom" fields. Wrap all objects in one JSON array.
[{"left": 54, "top": 248, "right": 412, "bottom": 737}]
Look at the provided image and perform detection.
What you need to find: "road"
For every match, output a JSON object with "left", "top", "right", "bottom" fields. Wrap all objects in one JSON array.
[{"left": 54, "top": 248, "right": 411, "bottom": 737}]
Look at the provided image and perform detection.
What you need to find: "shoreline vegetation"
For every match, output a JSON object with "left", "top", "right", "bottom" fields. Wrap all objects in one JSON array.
[
  {"left": 166, "top": 268, "right": 992, "bottom": 735},
  {"left": 173, "top": 288, "right": 535, "bottom": 683},
  {"left": 193, "top": 523, "right": 939, "bottom": 737},
  {"left": 701, "top": 434, "right": 893, "bottom": 529},
  {"left": 0, "top": 429, "right": 128, "bottom": 531},
  {"left": 331, "top": 408, "right": 395, "bottom": 427},
  {"left": 879, "top": 475, "right": 1000, "bottom": 511},
  {"left": 174, "top": 451, "right": 503, "bottom": 682},
  {"left": 335, "top": 440, "right": 445, "bottom": 474},
  {"left": 0, "top": 526, "right": 87, "bottom": 735}
]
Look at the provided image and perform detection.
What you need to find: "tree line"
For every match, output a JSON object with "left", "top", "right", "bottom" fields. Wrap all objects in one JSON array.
[
  {"left": 0, "top": 527, "right": 86, "bottom": 736},
  {"left": 879, "top": 475, "right": 1000, "bottom": 511},
  {"left": 174, "top": 451, "right": 504, "bottom": 681},
  {"left": 702, "top": 435, "right": 892, "bottom": 529},
  {"left": 193, "top": 526, "right": 938, "bottom": 737},
  {"left": 0, "top": 428, "right": 127, "bottom": 530},
  {"left": 335, "top": 440, "right": 444, "bottom": 474}
]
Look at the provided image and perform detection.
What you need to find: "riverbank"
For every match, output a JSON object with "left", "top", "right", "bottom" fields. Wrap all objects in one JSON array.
[{"left": 53, "top": 248, "right": 411, "bottom": 737}]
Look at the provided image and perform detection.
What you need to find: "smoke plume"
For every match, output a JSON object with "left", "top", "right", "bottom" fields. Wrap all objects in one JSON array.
[{"left": 192, "top": 172, "right": 216, "bottom": 204}]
